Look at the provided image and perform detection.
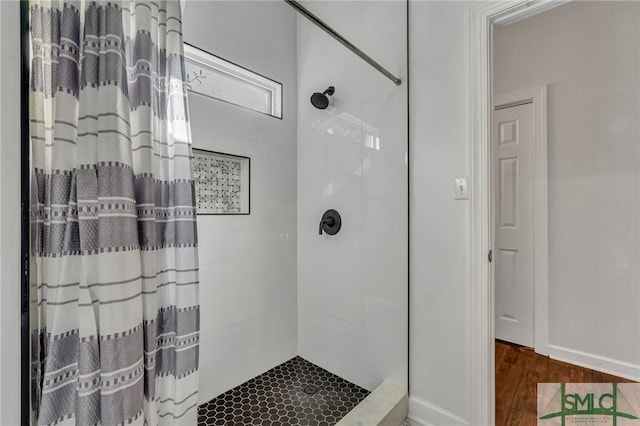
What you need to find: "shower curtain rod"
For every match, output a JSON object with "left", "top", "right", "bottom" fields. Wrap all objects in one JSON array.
[{"left": 283, "top": 0, "right": 402, "bottom": 86}]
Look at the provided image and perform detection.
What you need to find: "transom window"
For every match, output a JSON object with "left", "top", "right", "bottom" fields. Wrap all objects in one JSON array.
[{"left": 183, "top": 43, "right": 283, "bottom": 119}]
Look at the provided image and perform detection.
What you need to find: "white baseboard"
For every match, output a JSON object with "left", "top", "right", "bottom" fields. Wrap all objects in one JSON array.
[
  {"left": 547, "top": 344, "right": 640, "bottom": 382},
  {"left": 408, "top": 396, "right": 469, "bottom": 426}
]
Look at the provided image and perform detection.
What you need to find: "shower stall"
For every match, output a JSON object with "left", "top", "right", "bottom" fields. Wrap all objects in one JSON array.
[{"left": 23, "top": 1, "right": 408, "bottom": 424}]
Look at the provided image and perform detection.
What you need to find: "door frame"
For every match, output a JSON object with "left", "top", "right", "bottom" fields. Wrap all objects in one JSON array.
[
  {"left": 468, "top": 1, "right": 563, "bottom": 425},
  {"left": 494, "top": 86, "right": 549, "bottom": 356}
]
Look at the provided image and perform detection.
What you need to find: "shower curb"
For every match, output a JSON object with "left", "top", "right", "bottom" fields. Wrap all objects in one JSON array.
[{"left": 336, "top": 382, "right": 408, "bottom": 426}]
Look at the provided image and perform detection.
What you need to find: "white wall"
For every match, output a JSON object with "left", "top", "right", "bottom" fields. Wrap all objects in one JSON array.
[
  {"left": 494, "top": 1, "right": 640, "bottom": 370},
  {"left": 0, "top": 1, "right": 22, "bottom": 424},
  {"left": 408, "top": 2, "right": 640, "bottom": 425},
  {"left": 408, "top": 2, "right": 473, "bottom": 424},
  {"left": 0, "top": 3, "right": 4, "bottom": 421},
  {"left": 296, "top": 1, "right": 408, "bottom": 392},
  {"left": 183, "top": 1, "right": 299, "bottom": 403}
]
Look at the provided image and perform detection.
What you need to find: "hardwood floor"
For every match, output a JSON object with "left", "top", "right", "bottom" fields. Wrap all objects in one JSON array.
[{"left": 495, "top": 340, "right": 635, "bottom": 426}]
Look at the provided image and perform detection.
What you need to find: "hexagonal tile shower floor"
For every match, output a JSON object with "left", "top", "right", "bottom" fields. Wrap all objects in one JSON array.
[{"left": 197, "top": 356, "right": 370, "bottom": 425}]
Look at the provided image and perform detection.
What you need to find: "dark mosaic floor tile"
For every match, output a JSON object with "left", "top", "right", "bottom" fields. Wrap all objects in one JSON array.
[{"left": 198, "top": 356, "right": 370, "bottom": 425}]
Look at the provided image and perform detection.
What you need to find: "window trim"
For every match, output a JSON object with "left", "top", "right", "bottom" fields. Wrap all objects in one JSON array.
[{"left": 183, "top": 43, "right": 283, "bottom": 119}]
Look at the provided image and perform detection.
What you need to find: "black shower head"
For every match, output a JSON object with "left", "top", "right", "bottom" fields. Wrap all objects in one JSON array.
[{"left": 310, "top": 86, "right": 335, "bottom": 110}]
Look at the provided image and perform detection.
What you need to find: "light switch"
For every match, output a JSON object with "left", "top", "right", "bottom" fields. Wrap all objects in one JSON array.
[{"left": 454, "top": 177, "right": 469, "bottom": 200}]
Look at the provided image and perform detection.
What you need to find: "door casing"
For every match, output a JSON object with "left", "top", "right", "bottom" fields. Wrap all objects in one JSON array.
[{"left": 468, "top": 2, "right": 557, "bottom": 425}]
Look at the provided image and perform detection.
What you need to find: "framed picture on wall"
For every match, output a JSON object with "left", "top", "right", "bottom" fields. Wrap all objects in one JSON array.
[{"left": 192, "top": 148, "right": 250, "bottom": 215}]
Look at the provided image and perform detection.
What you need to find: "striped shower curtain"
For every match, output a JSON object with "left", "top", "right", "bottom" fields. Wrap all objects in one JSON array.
[{"left": 29, "top": 1, "right": 199, "bottom": 424}]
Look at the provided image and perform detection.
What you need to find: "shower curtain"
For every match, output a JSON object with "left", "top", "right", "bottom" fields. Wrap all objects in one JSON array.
[{"left": 30, "top": 1, "right": 199, "bottom": 424}]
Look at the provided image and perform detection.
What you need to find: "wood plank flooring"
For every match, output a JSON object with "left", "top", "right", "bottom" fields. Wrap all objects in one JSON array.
[{"left": 495, "top": 340, "right": 635, "bottom": 426}]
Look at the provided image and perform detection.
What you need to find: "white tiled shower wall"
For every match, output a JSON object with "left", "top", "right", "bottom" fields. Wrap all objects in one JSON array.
[
  {"left": 185, "top": 0, "right": 408, "bottom": 401},
  {"left": 183, "top": 1, "right": 299, "bottom": 403},
  {"left": 296, "top": 1, "right": 409, "bottom": 391}
]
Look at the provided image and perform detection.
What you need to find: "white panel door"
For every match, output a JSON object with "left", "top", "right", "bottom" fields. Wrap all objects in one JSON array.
[{"left": 493, "top": 102, "right": 534, "bottom": 347}]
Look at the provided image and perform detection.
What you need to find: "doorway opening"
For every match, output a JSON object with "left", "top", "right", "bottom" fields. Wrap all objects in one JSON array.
[{"left": 470, "top": 1, "right": 640, "bottom": 425}]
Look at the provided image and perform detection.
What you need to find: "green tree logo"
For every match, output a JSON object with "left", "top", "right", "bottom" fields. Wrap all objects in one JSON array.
[{"left": 540, "top": 383, "right": 639, "bottom": 425}]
